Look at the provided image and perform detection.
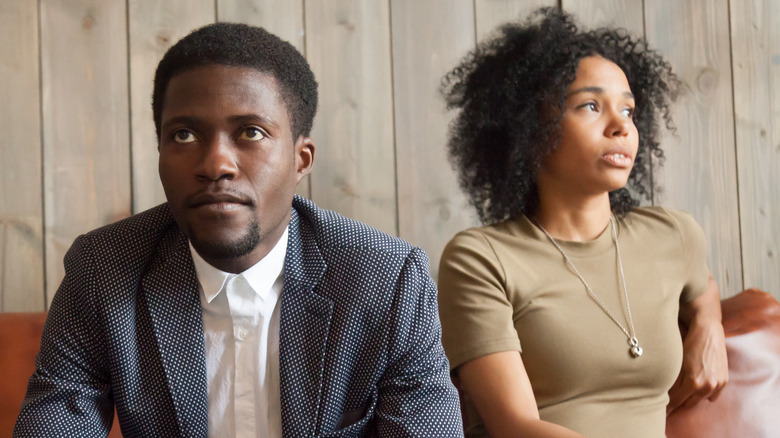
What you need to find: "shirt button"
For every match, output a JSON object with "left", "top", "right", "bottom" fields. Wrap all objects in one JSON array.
[{"left": 237, "top": 327, "right": 249, "bottom": 341}]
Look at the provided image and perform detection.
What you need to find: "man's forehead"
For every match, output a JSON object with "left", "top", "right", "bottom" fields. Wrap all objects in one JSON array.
[
  {"left": 163, "top": 65, "right": 286, "bottom": 110},
  {"left": 159, "top": 64, "right": 293, "bottom": 137}
]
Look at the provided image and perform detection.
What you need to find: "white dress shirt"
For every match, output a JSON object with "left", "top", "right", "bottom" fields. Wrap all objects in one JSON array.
[{"left": 190, "top": 228, "right": 288, "bottom": 438}]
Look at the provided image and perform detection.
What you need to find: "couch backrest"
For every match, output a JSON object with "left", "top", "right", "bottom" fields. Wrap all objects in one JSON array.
[{"left": 0, "top": 312, "right": 123, "bottom": 438}]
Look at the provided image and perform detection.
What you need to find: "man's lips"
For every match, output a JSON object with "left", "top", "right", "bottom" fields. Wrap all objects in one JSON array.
[{"left": 185, "top": 192, "right": 252, "bottom": 209}]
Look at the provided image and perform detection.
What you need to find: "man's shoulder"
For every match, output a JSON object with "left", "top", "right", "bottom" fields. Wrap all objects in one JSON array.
[
  {"left": 86, "top": 203, "right": 174, "bottom": 236},
  {"left": 73, "top": 203, "right": 180, "bottom": 263},
  {"left": 292, "top": 195, "right": 415, "bottom": 258}
]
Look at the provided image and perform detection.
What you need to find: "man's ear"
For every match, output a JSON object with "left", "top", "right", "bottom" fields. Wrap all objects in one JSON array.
[{"left": 294, "top": 135, "right": 315, "bottom": 183}]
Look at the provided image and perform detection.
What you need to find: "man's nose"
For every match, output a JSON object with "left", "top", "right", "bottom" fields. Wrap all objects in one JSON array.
[{"left": 196, "top": 135, "right": 238, "bottom": 181}]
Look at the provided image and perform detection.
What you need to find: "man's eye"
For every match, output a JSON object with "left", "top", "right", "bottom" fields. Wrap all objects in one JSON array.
[
  {"left": 239, "top": 127, "right": 265, "bottom": 141},
  {"left": 173, "top": 130, "right": 195, "bottom": 143}
]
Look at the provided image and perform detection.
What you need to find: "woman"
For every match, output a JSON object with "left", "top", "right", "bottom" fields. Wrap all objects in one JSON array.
[{"left": 437, "top": 8, "right": 728, "bottom": 438}]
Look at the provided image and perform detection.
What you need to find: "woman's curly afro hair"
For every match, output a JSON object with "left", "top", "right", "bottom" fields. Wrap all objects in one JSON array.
[{"left": 442, "top": 7, "right": 680, "bottom": 224}]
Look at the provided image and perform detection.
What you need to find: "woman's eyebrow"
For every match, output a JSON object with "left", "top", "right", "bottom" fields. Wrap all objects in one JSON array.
[{"left": 568, "top": 86, "right": 634, "bottom": 99}]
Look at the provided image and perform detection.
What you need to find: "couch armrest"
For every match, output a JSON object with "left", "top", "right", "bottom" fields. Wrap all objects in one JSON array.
[{"left": 667, "top": 288, "right": 780, "bottom": 438}]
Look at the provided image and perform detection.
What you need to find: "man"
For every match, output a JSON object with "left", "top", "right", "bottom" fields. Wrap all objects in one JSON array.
[{"left": 15, "top": 23, "right": 463, "bottom": 437}]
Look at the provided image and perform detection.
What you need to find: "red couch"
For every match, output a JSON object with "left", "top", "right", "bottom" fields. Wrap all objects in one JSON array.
[
  {"left": 3, "top": 289, "right": 779, "bottom": 437},
  {"left": 0, "top": 312, "right": 122, "bottom": 438},
  {"left": 666, "top": 288, "right": 780, "bottom": 437}
]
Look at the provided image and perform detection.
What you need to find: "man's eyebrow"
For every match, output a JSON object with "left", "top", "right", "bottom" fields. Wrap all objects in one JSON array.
[
  {"left": 161, "top": 115, "right": 201, "bottom": 130},
  {"left": 568, "top": 86, "right": 634, "bottom": 99},
  {"left": 228, "top": 114, "right": 280, "bottom": 129},
  {"left": 161, "top": 114, "right": 281, "bottom": 130}
]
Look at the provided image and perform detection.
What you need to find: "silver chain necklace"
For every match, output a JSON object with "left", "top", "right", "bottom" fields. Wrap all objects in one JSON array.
[{"left": 535, "top": 215, "right": 643, "bottom": 358}]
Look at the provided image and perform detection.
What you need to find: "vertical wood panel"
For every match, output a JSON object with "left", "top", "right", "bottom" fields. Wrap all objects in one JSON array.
[
  {"left": 730, "top": 0, "right": 780, "bottom": 298},
  {"left": 391, "top": 0, "right": 479, "bottom": 277},
  {"left": 41, "top": 0, "right": 131, "bottom": 305},
  {"left": 475, "top": 0, "right": 556, "bottom": 40},
  {"left": 129, "top": 0, "right": 215, "bottom": 213},
  {"left": 304, "top": 0, "right": 397, "bottom": 235},
  {"left": 564, "top": 0, "right": 643, "bottom": 35},
  {"left": 219, "top": 0, "right": 310, "bottom": 199},
  {"left": 218, "top": 0, "right": 304, "bottom": 50},
  {"left": 1, "top": 2, "right": 778, "bottom": 313},
  {"left": 645, "top": 0, "right": 742, "bottom": 296},
  {"left": 0, "top": 0, "right": 44, "bottom": 311}
]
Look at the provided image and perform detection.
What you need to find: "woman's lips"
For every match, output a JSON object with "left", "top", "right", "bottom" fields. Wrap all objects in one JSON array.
[{"left": 602, "top": 152, "right": 632, "bottom": 168}]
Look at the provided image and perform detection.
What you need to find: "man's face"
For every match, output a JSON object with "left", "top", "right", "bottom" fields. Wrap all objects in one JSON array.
[{"left": 158, "top": 65, "right": 314, "bottom": 273}]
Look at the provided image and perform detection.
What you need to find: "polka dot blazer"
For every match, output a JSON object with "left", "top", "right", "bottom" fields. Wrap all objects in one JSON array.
[{"left": 14, "top": 195, "right": 464, "bottom": 437}]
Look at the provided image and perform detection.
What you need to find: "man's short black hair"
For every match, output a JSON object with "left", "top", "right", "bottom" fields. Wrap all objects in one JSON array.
[{"left": 152, "top": 22, "right": 318, "bottom": 140}]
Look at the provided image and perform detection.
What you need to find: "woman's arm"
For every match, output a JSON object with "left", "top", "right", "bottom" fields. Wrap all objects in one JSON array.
[
  {"left": 458, "top": 351, "right": 586, "bottom": 438},
  {"left": 667, "top": 274, "right": 729, "bottom": 414}
]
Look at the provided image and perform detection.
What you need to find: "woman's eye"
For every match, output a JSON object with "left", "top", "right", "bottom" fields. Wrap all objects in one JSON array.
[
  {"left": 173, "top": 130, "right": 195, "bottom": 143},
  {"left": 622, "top": 107, "right": 635, "bottom": 119},
  {"left": 580, "top": 102, "right": 598, "bottom": 112},
  {"left": 239, "top": 127, "right": 265, "bottom": 141}
]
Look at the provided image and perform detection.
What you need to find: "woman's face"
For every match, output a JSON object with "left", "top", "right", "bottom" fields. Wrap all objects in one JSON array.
[{"left": 539, "top": 55, "right": 639, "bottom": 197}]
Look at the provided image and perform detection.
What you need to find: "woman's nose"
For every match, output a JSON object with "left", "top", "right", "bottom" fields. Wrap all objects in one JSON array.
[{"left": 606, "top": 110, "right": 631, "bottom": 138}]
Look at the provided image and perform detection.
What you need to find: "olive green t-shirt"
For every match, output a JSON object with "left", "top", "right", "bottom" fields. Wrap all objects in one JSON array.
[{"left": 438, "top": 207, "right": 709, "bottom": 438}]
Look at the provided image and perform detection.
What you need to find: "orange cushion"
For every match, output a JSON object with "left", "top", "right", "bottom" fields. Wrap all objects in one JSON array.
[
  {"left": 666, "top": 288, "right": 780, "bottom": 437},
  {"left": 0, "top": 312, "right": 123, "bottom": 438}
]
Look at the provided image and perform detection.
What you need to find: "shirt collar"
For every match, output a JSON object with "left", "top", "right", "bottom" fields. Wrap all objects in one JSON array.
[{"left": 189, "top": 227, "right": 289, "bottom": 303}]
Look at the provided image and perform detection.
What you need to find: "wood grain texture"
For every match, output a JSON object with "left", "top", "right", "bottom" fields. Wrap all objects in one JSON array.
[
  {"left": 730, "top": 0, "right": 780, "bottom": 298},
  {"left": 563, "top": 0, "right": 643, "bottom": 35},
  {"left": 41, "top": 0, "right": 131, "bottom": 305},
  {"left": 219, "top": 0, "right": 311, "bottom": 199},
  {"left": 128, "top": 0, "right": 215, "bottom": 213},
  {"left": 218, "top": 0, "right": 304, "bottom": 49},
  {"left": 0, "top": 0, "right": 44, "bottom": 311},
  {"left": 304, "top": 0, "right": 397, "bottom": 235},
  {"left": 645, "top": 0, "right": 742, "bottom": 296},
  {"left": 2, "top": 2, "right": 778, "bottom": 313},
  {"left": 391, "top": 0, "right": 479, "bottom": 278},
  {"left": 475, "top": 0, "right": 555, "bottom": 40}
]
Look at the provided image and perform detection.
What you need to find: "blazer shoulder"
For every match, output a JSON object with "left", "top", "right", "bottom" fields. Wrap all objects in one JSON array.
[
  {"left": 70, "top": 203, "right": 182, "bottom": 273},
  {"left": 292, "top": 195, "right": 415, "bottom": 258},
  {"left": 85, "top": 203, "right": 175, "bottom": 239}
]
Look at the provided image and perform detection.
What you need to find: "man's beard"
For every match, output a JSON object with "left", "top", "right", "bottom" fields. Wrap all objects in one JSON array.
[{"left": 189, "top": 220, "right": 261, "bottom": 261}]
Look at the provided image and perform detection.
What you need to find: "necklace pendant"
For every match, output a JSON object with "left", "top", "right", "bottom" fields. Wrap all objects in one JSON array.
[{"left": 629, "top": 337, "right": 643, "bottom": 358}]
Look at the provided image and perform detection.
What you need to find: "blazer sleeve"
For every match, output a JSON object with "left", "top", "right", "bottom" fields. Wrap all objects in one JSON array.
[
  {"left": 374, "top": 247, "right": 464, "bottom": 437},
  {"left": 14, "top": 234, "right": 114, "bottom": 438}
]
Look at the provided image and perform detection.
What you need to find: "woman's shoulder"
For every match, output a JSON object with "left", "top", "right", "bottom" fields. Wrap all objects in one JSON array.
[
  {"left": 626, "top": 206, "right": 705, "bottom": 242},
  {"left": 446, "top": 216, "right": 534, "bottom": 251}
]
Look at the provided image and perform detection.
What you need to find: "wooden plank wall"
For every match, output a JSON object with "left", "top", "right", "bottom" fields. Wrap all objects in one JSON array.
[{"left": 1, "top": 0, "right": 777, "bottom": 312}]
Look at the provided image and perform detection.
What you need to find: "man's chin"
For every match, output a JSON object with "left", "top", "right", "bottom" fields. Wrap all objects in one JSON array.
[{"left": 188, "top": 222, "right": 261, "bottom": 262}]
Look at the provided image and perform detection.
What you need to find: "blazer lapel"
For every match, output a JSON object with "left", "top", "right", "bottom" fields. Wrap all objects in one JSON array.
[
  {"left": 142, "top": 230, "right": 209, "bottom": 437},
  {"left": 280, "top": 207, "right": 333, "bottom": 437}
]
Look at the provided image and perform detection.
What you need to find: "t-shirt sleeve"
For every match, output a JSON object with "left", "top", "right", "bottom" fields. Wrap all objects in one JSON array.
[
  {"left": 666, "top": 208, "right": 710, "bottom": 303},
  {"left": 437, "top": 229, "right": 521, "bottom": 372}
]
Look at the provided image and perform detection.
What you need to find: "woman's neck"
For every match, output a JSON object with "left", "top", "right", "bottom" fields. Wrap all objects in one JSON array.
[{"left": 533, "top": 191, "right": 612, "bottom": 242}]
